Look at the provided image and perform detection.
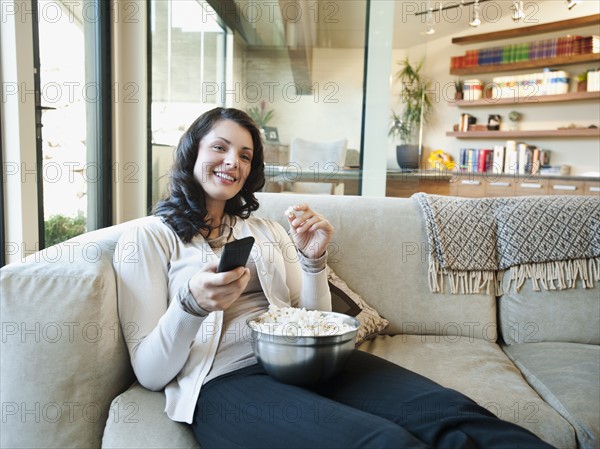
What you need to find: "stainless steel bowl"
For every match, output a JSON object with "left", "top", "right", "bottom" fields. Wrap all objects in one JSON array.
[{"left": 247, "top": 311, "right": 359, "bottom": 386}]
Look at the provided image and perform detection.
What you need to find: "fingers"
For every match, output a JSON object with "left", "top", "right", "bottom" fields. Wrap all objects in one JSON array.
[
  {"left": 285, "top": 204, "right": 325, "bottom": 233},
  {"left": 189, "top": 266, "right": 250, "bottom": 313}
]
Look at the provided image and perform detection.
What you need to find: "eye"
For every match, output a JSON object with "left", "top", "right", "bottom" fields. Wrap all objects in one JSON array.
[
  {"left": 212, "top": 144, "right": 225, "bottom": 151},
  {"left": 241, "top": 153, "right": 252, "bottom": 162}
]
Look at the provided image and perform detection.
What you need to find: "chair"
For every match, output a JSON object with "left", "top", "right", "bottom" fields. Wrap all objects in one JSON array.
[{"left": 284, "top": 137, "right": 348, "bottom": 195}]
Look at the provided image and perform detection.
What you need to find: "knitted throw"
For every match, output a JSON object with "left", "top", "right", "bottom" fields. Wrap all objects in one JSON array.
[{"left": 412, "top": 193, "right": 600, "bottom": 295}]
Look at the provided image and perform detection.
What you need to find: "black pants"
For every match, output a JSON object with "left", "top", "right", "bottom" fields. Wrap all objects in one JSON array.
[{"left": 192, "top": 350, "right": 555, "bottom": 449}]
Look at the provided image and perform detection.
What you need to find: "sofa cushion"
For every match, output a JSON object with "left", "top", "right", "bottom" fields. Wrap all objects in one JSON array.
[
  {"left": 499, "top": 275, "right": 600, "bottom": 345},
  {"left": 0, "top": 224, "right": 137, "bottom": 449},
  {"left": 359, "top": 335, "right": 576, "bottom": 449},
  {"left": 102, "top": 383, "right": 199, "bottom": 448},
  {"left": 502, "top": 342, "right": 600, "bottom": 449},
  {"left": 255, "top": 193, "right": 497, "bottom": 342},
  {"left": 328, "top": 266, "right": 389, "bottom": 344}
]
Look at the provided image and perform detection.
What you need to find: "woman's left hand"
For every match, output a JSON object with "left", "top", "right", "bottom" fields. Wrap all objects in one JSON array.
[{"left": 285, "top": 204, "right": 335, "bottom": 259}]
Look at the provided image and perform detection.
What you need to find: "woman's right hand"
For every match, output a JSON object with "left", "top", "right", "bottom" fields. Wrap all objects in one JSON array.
[{"left": 188, "top": 261, "right": 250, "bottom": 312}]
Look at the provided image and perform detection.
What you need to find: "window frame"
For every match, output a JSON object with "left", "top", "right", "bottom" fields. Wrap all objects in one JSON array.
[{"left": 31, "top": 0, "right": 113, "bottom": 250}]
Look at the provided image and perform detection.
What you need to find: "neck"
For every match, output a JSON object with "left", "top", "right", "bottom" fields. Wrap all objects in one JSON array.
[
  {"left": 203, "top": 211, "right": 227, "bottom": 240},
  {"left": 205, "top": 200, "right": 225, "bottom": 225}
]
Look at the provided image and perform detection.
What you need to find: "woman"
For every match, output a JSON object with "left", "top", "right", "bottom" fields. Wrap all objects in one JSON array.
[{"left": 114, "top": 107, "right": 555, "bottom": 449}]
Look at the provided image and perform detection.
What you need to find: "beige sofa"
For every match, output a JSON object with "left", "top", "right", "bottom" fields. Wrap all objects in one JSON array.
[{"left": 1, "top": 193, "right": 598, "bottom": 449}]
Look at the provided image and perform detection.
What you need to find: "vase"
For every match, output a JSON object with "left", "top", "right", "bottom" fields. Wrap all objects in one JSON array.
[{"left": 396, "top": 144, "right": 420, "bottom": 170}]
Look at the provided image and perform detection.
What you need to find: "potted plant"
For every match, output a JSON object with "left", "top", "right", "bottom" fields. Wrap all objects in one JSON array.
[
  {"left": 389, "top": 57, "right": 434, "bottom": 169},
  {"left": 246, "top": 100, "right": 275, "bottom": 129},
  {"left": 454, "top": 79, "right": 464, "bottom": 100}
]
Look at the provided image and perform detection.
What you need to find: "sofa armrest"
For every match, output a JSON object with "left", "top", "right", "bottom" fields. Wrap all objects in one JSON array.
[{"left": 1, "top": 228, "right": 135, "bottom": 448}]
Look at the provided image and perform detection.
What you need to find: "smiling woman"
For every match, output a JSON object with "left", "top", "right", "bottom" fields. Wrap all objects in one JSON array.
[
  {"left": 192, "top": 120, "right": 255, "bottom": 235},
  {"left": 153, "top": 107, "right": 265, "bottom": 244}
]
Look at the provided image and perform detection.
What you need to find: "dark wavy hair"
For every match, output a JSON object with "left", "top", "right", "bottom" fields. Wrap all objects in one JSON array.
[{"left": 154, "top": 107, "right": 265, "bottom": 243}]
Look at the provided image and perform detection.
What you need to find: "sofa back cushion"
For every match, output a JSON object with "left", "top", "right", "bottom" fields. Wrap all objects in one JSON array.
[
  {"left": 0, "top": 221, "right": 137, "bottom": 448},
  {"left": 256, "top": 193, "right": 497, "bottom": 342},
  {"left": 499, "top": 274, "right": 600, "bottom": 345}
]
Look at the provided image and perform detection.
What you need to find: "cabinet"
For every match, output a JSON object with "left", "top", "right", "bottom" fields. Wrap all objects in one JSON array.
[{"left": 448, "top": 174, "right": 598, "bottom": 197}]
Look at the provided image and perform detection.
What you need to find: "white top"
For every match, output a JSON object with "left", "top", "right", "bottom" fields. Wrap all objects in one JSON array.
[{"left": 113, "top": 215, "right": 331, "bottom": 423}]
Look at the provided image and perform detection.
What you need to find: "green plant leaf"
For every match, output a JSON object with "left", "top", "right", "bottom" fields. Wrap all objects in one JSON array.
[
  {"left": 390, "top": 57, "right": 434, "bottom": 143},
  {"left": 44, "top": 214, "right": 87, "bottom": 247}
]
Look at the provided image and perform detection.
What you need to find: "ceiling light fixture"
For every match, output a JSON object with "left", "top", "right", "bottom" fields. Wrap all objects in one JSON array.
[
  {"left": 511, "top": 1, "right": 524, "bottom": 22},
  {"left": 414, "top": 0, "right": 494, "bottom": 16},
  {"left": 424, "top": 0, "right": 435, "bottom": 35},
  {"left": 469, "top": 0, "right": 481, "bottom": 27},
  {"left": 567, "top": 0, "right": 581, "bottom": 10}
]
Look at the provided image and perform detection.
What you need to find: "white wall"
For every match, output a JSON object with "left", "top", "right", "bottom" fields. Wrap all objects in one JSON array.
[
  {"left": 243, "top": 47, "right": 366, "bottom": 152},
  {"left": 1, "top": 0, "right": 40, "bottom": 264}
]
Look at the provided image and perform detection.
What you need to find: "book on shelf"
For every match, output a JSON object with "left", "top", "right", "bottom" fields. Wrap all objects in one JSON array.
[
  {"left": 504, "top": 140, "right": 518, "bottom": 175},
  {"left": 459, "top": 142, "right": 550, "bottom": 175},
  {"left": 451, "top": 34, "right": 599, "bottom": 72},
  {"left": 493, "top": 145, "right": 505, "bottom": 173},
  {"left": 458, "top": 148, "right": 497, "bottom": 173},
  {"left": 588, "top": 69, "right": 600, "bottom": 92},
  {"left": 518, "top": 143, "right": 531, "bottom": 175},
  {"left": 503, "top": 140, "right": 550, "bottom": 175},
  {"left": 478, "top": 149, "right": 494, "bottom": 173},
  {"left": 491, "top": 70, "right": 570, "bottom": 99}
]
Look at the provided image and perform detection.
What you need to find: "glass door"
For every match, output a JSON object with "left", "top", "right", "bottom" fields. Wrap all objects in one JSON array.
[
  {"left": 150, "top": 0, "right": 227, "bottom": 207},
  {"left": 33, "top": 0, "right": 111, "bottom": 247},
  {"left": 0, "top": 107, "right": 4, "bottom": 267}
]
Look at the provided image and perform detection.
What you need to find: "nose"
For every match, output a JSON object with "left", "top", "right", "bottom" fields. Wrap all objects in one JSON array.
[{"left": 224, "top": 151, "right": 239, "bottom": 168}]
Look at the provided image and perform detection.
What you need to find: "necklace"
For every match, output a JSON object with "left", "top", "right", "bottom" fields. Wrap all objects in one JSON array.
[{"left": 206, "top": 215, "right": 236, "bottom": 249}]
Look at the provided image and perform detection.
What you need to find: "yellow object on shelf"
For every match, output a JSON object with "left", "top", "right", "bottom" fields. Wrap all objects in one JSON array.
[{"left": 428, "top": 150, "right": 456, "bottom": 170}]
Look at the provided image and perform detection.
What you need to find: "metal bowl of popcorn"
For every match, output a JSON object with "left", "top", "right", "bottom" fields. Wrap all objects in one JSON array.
[{"left": 247, "top": 307, "right": 360, "bottom": 385}]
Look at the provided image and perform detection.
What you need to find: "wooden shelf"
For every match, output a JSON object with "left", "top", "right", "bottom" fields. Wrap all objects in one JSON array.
[
  {"left": 452, "top": 15, "right": 600, "bottom": 45},
  {"left": 450, "top": 53, "right": 599, "bottom": 76},
  {"left": 446, "top": 128, "right": 600, "bottom": 139},
  {"left": 449, "top": 91, "right": 600, "bottom": 107}
]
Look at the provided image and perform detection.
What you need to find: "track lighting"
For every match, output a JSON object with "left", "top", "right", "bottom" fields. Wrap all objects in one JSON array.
[
  {"left": 567, "top": 0, "right": 581, "bottom": 10},
  {"left": 469, "top": 0, "right": 481, "bottom": 27},
  {"left": 511, "top": 1, "right": 524, "bottom": 22},
  {"left": 424, "top": 0, "right": 435, "bottom": 35}
]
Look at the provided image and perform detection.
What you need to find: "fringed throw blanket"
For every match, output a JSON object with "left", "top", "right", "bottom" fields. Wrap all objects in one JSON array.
[{"left": 412, "top": 193, "right": 600, "bottom": 295}]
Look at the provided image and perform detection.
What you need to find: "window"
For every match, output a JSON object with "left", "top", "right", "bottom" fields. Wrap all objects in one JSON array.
[
  {"left": 149, "top": 0, "right": 368, "bottom": 200},
  {"left": 150, "top": 0, "right": 227, "bottom": 205},
  {"left": 33, "top": 0, "right": 112, "bottom": 247}
]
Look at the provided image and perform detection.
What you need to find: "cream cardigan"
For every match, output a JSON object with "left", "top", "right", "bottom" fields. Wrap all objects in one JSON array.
[{"left": 113, "top": 214, "right": 331, "bottom": 424}]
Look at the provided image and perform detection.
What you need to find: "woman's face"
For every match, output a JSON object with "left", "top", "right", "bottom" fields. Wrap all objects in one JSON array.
[{"left": 193, "top": 119, "right": 254, "bottom": 210}]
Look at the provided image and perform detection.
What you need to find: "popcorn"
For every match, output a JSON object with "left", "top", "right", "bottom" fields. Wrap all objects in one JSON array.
[
  {"left": 285, "top": 206, "right": 303, "bottom": 219},
  {"left": 249, "top": 306, "right": 355, "bottom": 337}
]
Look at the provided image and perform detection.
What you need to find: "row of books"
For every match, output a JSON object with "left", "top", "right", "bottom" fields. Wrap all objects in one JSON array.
[
  {"left": 450, "top": 35, "right": 599, "bottom": 70},
  {"left": 490, "top": 70, "right": 571, "bottom": 98},
  {"left": 458, "top": 142, "right": 551, "bottom": 175}
]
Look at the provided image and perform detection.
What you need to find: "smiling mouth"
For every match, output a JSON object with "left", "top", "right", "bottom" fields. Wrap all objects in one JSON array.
[{"left": 214, "top": 171, "right": 237, "bottom": 182}]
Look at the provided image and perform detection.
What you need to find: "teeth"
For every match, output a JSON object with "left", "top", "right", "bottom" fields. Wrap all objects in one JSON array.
[{"left": 215, "top": 172, "right": 235, "bottom": 182}]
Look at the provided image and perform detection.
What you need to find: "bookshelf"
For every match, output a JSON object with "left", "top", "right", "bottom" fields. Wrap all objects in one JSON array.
[
  {"left": 447, "top": 128, "right": 600, "bottom": 139},
  {"left": 449, "top": 91, "right": 600, "bottom": 107},
  {"left": 446, "top": 15, "right": 600, "bottom": 191},
  {"left": 450, "top": 15, "right": 599, "bottom": 75},
  {"left": 451, "top": 15, "right": 600, "bottom": 45},
  {"left": 450, "top": 53, "right": 599, "bottom": 76}
]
